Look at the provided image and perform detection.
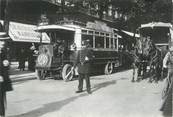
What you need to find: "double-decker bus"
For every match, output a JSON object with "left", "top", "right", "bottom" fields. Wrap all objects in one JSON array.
[{"left": 35, "top": 21, "right": 124, "bottom": 81}]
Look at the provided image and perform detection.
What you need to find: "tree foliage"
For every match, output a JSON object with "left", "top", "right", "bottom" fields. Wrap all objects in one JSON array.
[
  {"left": 60, "top": 0, "right": 171, "bottom": 31},
  {"left": 111, "top": 0, "right": 172, "bottom": 31}
]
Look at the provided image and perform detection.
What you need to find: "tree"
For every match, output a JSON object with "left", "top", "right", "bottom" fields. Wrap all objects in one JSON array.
[
  {"left": 59, "top": 0, "right": 112, "bottom": 19},
  {"left": 111, "top": 0, "right": 171, "bottom": 31},
  {"left": 58, "top": 0, "right": 171, "bottom": 31}
]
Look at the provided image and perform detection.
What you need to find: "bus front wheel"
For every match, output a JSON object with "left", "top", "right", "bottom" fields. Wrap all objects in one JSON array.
[
  {"left": 104, "top": 62, "right": 114, "bottom": 75},
  {"left": 62, "top": 64, "right": 74, "bottom": 82}
]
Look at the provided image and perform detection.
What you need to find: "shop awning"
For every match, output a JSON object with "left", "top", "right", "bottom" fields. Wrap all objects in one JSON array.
[
  {"left": 121, "top": 30, "right": 140, "bottom": 38},
  {"left": 8, "top": 21, "right": 50, "bottom": 43},
  {"left": 141, "top": 22, "right": 172, "bottom": 28}
]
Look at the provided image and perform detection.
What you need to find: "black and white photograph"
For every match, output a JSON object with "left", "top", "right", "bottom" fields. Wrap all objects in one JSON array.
[{"left": 0, "top": 0, "right": 172, "bottom": 117}]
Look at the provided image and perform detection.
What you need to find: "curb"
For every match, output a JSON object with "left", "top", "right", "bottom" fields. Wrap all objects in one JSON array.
[
  {"left": 10, "top": 73, "right": 37, "bottom": 82},
  {"left": 12, "top": 76, "right": 37, "bottom": 83}
]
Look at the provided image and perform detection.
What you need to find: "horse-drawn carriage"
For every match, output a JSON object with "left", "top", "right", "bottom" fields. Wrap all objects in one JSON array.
[{"left": 132, "top": 22, "right": 173, "bottom": 82}]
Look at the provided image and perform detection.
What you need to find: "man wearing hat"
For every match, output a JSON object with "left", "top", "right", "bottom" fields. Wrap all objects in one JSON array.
[
  {"left": 0, "top": 41, "right": 13, "bottom": 117},
  {"left": 75, "top": 40, "right": 93, "bottom": 94},
  {"left": 160, "top": 46, "right": 173, "bottom": 115}
]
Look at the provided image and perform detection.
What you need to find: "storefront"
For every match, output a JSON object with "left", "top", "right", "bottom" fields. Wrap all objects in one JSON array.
[{"left": 0, "top": 20, "right": 50, "bottom": 61}]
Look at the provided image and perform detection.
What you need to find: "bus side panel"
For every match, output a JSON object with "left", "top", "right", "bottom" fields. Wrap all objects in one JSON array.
[
  {"left": 91, "top": 50, "right": 120, "bottom": 73},
  {"left": 92, "top": 50, "right": 119, "bottom": 64},
  {"left": 36, "top": 45, "right": 53, "bottom": 69}
]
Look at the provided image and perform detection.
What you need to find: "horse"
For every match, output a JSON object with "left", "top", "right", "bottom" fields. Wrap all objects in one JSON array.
[
  {"left": 132, "top": 37, "right": 152, "bottom": 81},
  {"left": 131, "top": 36, "right": 167, "bottom": 83},
  {"left": 148, "top": 45, "right": 162, "bottom": 82}
]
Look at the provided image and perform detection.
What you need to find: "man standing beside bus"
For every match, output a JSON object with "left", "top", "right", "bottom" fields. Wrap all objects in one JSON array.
[{"left": 75, "top": 40, "right": 93, "bottom": 94}]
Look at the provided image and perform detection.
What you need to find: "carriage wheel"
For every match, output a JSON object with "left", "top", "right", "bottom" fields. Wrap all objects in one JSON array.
[
  {"left": 62, "top": 64, "right": 74, "bottom": 82},
  {"left": 36, "top": 69, "right": 47, "bottom": 80},
  {"left": 104, "top": 62, "right": 114, "bottom": 75}
]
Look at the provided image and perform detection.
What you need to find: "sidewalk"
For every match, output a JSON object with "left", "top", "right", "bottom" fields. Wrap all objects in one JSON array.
[{"left": 9, "top": 62, "right": 36, "bottom": 82}]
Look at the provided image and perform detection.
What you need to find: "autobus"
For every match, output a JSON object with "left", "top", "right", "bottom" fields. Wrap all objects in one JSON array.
[
  {"left": 139, "top": 22, "right": 172, "bottom": 53},
  {"left": 138, "top": 22, "right": 173, "bottom": 78},
  {"left": 35, "top": 21, "right": 124, "bottom": 81}
]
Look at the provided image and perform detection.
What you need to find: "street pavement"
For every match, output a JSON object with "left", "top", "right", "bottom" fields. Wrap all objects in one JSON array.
[
  {"left": 6, "top": 69, "right": 166, "bottom": 117},
  {"left": 9, "top": 61, "right": 36, "bottom": 82}
]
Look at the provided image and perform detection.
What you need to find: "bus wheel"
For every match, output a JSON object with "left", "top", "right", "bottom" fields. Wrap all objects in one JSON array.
[
  {"left": 36, "top": 69, "right": 46, "bottom": 80},
  {"left": 62, "top": 64, "right": 74, "bottom": 82},
  {"left": 104, "top": 62, "right": 114, "bottom": 75}
]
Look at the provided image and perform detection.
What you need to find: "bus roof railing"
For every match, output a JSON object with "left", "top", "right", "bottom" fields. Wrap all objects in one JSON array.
[
  {"left": 155, "top": 43, "right": 168, "bottom": 46},
  {"left": 56, "top": 20, "right": 86, "bottom": 27},
  {"left": 140, "top": 22, "right": 172, "bottom": 29},
  {"left": 36, "top": 25, "right": 76, "bottom": 32}
]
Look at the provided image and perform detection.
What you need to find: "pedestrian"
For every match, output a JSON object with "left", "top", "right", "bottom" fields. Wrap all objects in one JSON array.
[
  {"left": 130, "top": 48, "right": 140, "bottom": 82},
  {"left": 75, "top": 40, "right": 94, "bottom": 94},
  {"left": 28, "top": 44, "right": 36, "bottom": 71},
  {"left": 0, "top": 41, "right": 13, "bottom": 117},
  {"left": 160, "top": 46, "right": 173, "bottom": 116},
  {"left": 18, "top": 48, "right": 26, "bottom": 71}
]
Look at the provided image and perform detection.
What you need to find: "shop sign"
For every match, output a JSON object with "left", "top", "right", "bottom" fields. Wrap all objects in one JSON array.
[{"left": 8, "top": 22, "right": 50, "bottom": 43}]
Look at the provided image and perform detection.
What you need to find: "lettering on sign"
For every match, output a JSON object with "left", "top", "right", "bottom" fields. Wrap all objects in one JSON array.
[{"left": 8, "top": 22, "right": 50, "bottom": 43}]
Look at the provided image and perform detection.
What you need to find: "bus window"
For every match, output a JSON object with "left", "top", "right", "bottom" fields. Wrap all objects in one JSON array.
[
  {"left": 110, "top": 38, "right": 114, "bottom": 49},
  {"left": 88, "top": 31, "right": 94, "bottom": 35},
  {"left": 82, "top": 30, "right": 87, "bottom": 34},
  {"left": 106, "top": 37, "right": 109, "bottom": 48},
  {"left": 82, "top": 34, "right": 93, "bottom": 48},
  {"left": 95, "top": 36, "right": 104, "bottom": 48},
  {"left": 114, "top": 39, "right": 117, "bottom": 49}
]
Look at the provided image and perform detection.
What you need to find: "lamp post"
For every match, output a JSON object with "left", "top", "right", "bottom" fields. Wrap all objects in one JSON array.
[
  {"left": 4, "top": 0, "right": 10, "bottom": 34},
  {"left": 172, "top": 0, "right": 173, "bottom": 24},
  {"left": 0, "top": 0, "right": 10, "bottom": 34},
  {"left": 0, "top": 0, "right": 10, "bottom": 39}
]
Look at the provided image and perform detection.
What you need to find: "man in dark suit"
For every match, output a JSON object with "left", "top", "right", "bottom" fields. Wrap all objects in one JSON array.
[
  {"left": 75, "top": 40, "right": 93, "bottom": 94},
  {"left": 0, "top": 41, "right": 13, "bottom": 117}
]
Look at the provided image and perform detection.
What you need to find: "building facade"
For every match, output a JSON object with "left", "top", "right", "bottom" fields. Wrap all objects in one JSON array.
[{"left": 0, "top": 0, "right": 125, "bottom": 61}]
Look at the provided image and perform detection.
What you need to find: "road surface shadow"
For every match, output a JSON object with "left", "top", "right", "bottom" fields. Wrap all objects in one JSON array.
[
  {"left": 8, "top": 93, "right": 88, "bottom": 117},
  {"left": 92, "top": 80, "right": 117, "bottom": 92}
]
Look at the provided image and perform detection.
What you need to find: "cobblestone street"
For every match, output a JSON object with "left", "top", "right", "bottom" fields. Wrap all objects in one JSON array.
[{"left": 6, "top": 69, "right": 164, "bottom": 117}]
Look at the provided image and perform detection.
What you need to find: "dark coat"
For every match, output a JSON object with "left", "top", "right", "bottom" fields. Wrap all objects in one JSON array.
[
  {"left": 0, "top": 49, "right": 12, "bottom": 116},
  {"left": 0, "top": 49, "right": 13, "bottom": 92},
  {"left": 28, "top": 49, "right": 36, "bottom": 71},
  {"left": 76, "top": 48, "right": 93, "bottom": 74}
]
